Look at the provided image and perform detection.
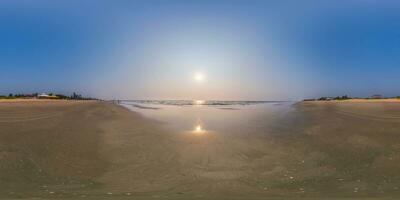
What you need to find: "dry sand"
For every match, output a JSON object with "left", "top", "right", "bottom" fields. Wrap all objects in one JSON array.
[{"left": 1, "top": 100, "right": 400, "bottom": 199}]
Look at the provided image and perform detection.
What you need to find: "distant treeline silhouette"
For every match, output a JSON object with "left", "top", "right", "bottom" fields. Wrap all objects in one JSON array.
[
  {"left": 0, "top": 92, "right": 96, "bottom": 100},
  {"left": 304, "top": 95, "right": 400, "bottom": 101}
]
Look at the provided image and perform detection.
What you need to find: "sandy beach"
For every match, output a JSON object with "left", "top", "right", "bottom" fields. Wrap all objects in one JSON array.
[{"left": 1, "top": 100, "right": 400, "bottom": 199}]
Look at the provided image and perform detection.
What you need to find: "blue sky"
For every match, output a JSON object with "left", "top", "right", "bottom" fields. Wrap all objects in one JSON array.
[{"left": 1, "top": 1, "right": 399, "bottom": 100}]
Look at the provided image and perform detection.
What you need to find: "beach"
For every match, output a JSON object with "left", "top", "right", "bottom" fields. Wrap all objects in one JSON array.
[{"left": 1, "top": 100, "right": 400, "bottom": 199}]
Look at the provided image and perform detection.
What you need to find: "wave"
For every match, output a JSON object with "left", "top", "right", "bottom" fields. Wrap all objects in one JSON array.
[{"left": 129, "top": 104, "right": 160, "bottom": 110}]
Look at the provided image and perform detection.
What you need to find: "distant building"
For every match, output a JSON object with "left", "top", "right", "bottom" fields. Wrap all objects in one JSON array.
[
  {"left": 318, "top": 97, "right": 333, "bottom": 101},
  {"left": 371, "top": 94, "right": 383, "bottom": 99},
  {"left": 38, "top": 93, "right": 49, "bottom": 98}
]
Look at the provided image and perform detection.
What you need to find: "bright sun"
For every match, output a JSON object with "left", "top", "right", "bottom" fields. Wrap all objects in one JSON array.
[{"left": 194, "top": 72, "right": 204, "bottom": 82}]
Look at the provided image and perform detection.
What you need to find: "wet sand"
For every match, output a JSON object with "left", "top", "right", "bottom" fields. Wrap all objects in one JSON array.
[{"left": 1, "top": 100, "right": 400, "bottom": 199}]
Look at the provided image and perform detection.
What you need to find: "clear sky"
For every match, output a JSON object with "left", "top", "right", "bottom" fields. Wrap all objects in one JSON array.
[{"left": 1, "top": 1, "right": 400, "bottom": 100}]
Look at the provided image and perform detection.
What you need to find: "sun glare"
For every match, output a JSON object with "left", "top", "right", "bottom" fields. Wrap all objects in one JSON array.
[
  {"left": 194, "top": 100, "right": 205, "bottom": 105},
  {"left": 194, "top": 72, "right": 204, "bottom": 82}
]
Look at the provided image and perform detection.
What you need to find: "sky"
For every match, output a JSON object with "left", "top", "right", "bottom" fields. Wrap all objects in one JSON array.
[{"left": 1, "top": 0, "right": 400, "bottom": 100}]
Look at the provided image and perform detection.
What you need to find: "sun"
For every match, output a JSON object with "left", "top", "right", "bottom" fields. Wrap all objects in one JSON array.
[
  {"left": 194, "top": 72, "right": 204, "bottom": 82},
  {"left": 194, "top": 100, "right": 205, "bottom": 105}
]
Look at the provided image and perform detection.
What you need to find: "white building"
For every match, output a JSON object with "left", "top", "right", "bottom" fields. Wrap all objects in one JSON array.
[{"left": 38, "top": 93, "right": 49, "bottom": 98}]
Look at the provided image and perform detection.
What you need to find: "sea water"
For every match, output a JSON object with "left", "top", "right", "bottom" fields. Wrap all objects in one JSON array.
[{"left": 120, "top": 100, "right": 296, "bottom": 135}]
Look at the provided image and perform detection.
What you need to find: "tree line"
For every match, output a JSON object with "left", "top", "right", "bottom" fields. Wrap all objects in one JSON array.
[
  {"left": 304, "top": 95, "right": 400, "bottom": 101},
  {"left": 0, "top": 92, "right": 96, "bottom": 100}
]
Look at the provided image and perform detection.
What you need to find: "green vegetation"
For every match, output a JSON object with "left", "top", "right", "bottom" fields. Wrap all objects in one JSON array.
[
  {"left": 0, "top": 94, "right": 17, "bottom": 99},
  {"left": 0, "top": 96, "right": 14, "bottom": 99},
  {"left": 0, "top": 92, "right": 96, "bottom": 100},
  {"left": 305, "top": 95, "right": 400, "bottom": 102},
  {"left": 55, "top": 94, "right": 69, "bottom": 99},
  {"left": 333, "top": 95, "right": 350, "bottom": 100},
  {"left": 316, "top": 95, "right": 351, "bottom": 101}
]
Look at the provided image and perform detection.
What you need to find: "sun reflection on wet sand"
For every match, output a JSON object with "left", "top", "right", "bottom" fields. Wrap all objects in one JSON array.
[{"left": 192, "top": 124, "right": 206, "bottom": 134}]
